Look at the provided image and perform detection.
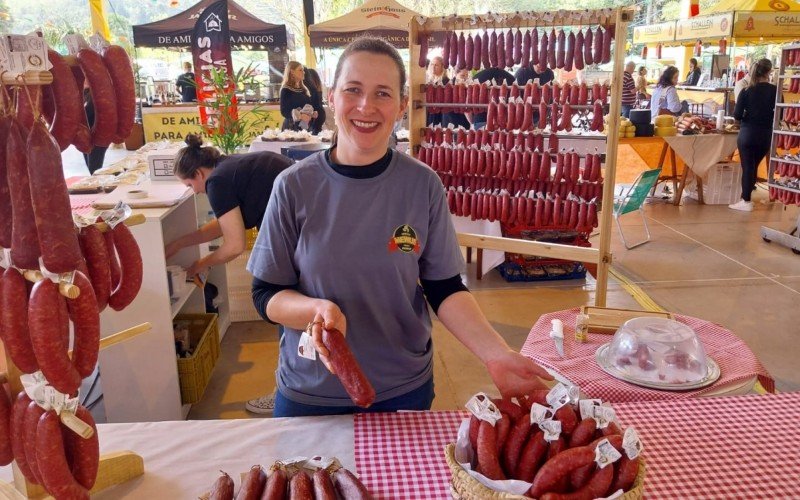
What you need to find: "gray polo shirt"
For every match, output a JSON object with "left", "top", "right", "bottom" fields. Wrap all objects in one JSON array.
[{"left": 247, "top": 151, "right": 464, "bottom": 406}]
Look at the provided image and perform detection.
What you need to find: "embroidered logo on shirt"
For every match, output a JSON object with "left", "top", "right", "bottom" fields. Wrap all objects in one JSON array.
[{"left": 388, "top": 225, "right": 420, "bottom": 254}]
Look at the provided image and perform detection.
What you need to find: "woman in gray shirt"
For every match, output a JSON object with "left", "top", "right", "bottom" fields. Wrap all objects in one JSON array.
[{"left": 249, "top": 38, "right": 552, "bottom": 417}]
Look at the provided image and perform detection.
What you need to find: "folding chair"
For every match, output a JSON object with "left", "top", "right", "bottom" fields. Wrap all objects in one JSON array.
[{"left": 614, "top": 168, "right": 662, "bottom": 249}]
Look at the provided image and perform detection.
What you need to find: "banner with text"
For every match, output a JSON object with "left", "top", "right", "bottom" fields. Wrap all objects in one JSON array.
[{"left": 191, "top": 0, "right": 237, "bottom": 131}]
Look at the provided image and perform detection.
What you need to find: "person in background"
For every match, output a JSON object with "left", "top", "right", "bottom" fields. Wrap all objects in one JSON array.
[
  {"left": 303, "top": 67, "right": 326, "bottom": 135},
  {"left": 635, "top": 66, "right": 650, "bottom": 103},
  {"left": 729, "top": 59, "right": 777, "bottom": 212},
  {"left": 734, "top": 62, "right": 757, "bottom": 102},
  {"left": 426, "top": 56, "right": 448, "bottom": 126},
  {"left": 166, "top": 134, "right": 293, "bottom": 416},
  {"left": 176, "top": 62, "right": 197, "bottom": 103},
  {"left": 682, "top": 58, "right": 702, "bottom": 86},
  {"left": 249, "top": 37, "right": 552, "bottom": 417},
  {"left": 472, "top": 66, "right": 515, "bottom": 129},
  {"left": 514, "top": 61, "right": 555, "bottom": 87},
  {"left": 280, "top": 61, "right": 318, "bottom": 131},
  {"left": 650, "top": 66, "right": 687, "bottom": 122},
  {"left": 621, "top": 61, "right": 637, "bottom": 118},
  {"left": 83, "top": 85, "right": 108, "bottom": 174},
  {"left": 442, "top": 68, "right": 471, "bottom": 129}
]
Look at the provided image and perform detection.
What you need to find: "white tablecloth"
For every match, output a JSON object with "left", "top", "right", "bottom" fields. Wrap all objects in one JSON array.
[
  {"left": 0, "top": 415, "right": 353, "bottom": 499},
  {"left": 663, "top": 133, "right": 739, "bottom": 177},
  {"left": 451, "top": 216, "right": 504, "bottom": 275}
]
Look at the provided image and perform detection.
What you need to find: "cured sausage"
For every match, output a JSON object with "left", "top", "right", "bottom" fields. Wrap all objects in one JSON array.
[
  {"left": 442, "top": 33, "right": 451, "bottom": 69},
  {"left": 77, "top": 48, "right": 118, "bottom": 147},
  {"left": 556, "top": 30, "right": 566, "bottom": 69},
  {"left": 529, "top": 446, "right": 596, "bottom": 498},
  {"left": 46, "top": 50, "right": 81, "bottom": 150},
  {"left": 517, "top": 430, "right": 548, "bottom": 482},
  {"left": 24, "top": 401, "right": 46, "bottom": 484},
  {"left": 538, "top": 31, "right": 548, "bottom": 71},
  {"left": 547, "top": 29, "right": 557, "bottom": 69},
  {"left": 531, "top": 29, "right": 539, "bottom": 66},
  {"left": 334, "top": 468, "right": 374, "bottom": 500},
  {"left": 11, "top": 394, "right": 37, "bottom": 482},
  {"left": 611, "top": 454, "right": 640, "bottom": 492},
  {"left": 322, "top": 328, "right": 376, "bottom": 407},
  {"left": 27, "top": 121, "right": 83, "bottom": 273},
  {"left": 472, "top": 33, "right": 482, "bottom": 71},
  {"left": 78, "top": 225, "right": 112, "bottom": 311},
  {"left": 481, "top": 32, "right": 491, "bottom": 70},
  {"left": 7, "top": 117, "right": 41, "bottom": 270},
  {"left": 67, "top": 271, "right": 100, "bottom": 378},
  {"left": 107, "top": 223, "right": 143, "bottom": 311},
  {"left": 457, "top": 33, "right": 466, "bottom": 70},
  {"left": 496, "top": 414, "right": 512, "bottom": 452},
  {"left": 602, "top": 25, "right": 613, "bottom": 64},
  {"left": 29, "top": 279, "right": 81, "bottom": 394},
  {"left": 583, "top": 27, "right": 594, "bottom": 66},
  {"left": 574, "top": 30, "right": 585, "bottom": 70},
  {"left": 36, "top": 411, "right": 90, "bottom": 499},
  {"left": 313, "top": 469, "right": 337, "bottom": 500},
  {"left": 15, "top": 86, "right": 41, "bottom": 132},
  {"left": 564, "top": 32, "right": 575, "bottom": 72},
  {"left": 0, "top": 386, "right": 10, "bottom": 466},
  {"left": 1, "top": 268, "right": 39, "bottom": 373},
  {"left": 506, "top": 29, "right": 516, "bottom": 68},
  {"left": 63, "top": 405, "right": 100, "bottom": 490},
  {"left": 570, "top": 418, "right": 598, "bottom": 448},
  {"left": 290, "top": 470, "right": 314, "bottom": 500},
  {"left": 417, "top": 32, "right": 428, "bottom": 68},
  {"left": 541, "top": 462, "right": 614, "bottom": 500},
  {"left": 538, "top": 102, "right": 548, "bottom": 130},
  {"left": 102, "top": 45, "right": 136, "bottom": 143},
  {"left": 0, "top": 116, "right": 11, "bottom": 248},
  {"left": 496, "top": 32, "right": 506, "bottom": 70},
  {"left": 477, "top": 420, "right": 505, "bottom": 480},
  {"left": 593, "top": 27, "right": 604, "bottom": 65},
  {"left": 208, "top": 471, "right": 235, "bottom": 500},
  {"left": 263, "top": 469, "right": 288, "bottom": 500},
  {"left": 488, "top": 31, "right": 498, "bottom": 68},
  {"left": 448, "top": 32, "right": 458, "bottom": 68}
]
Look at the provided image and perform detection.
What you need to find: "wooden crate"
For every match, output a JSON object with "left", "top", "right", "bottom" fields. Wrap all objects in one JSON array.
[
  {"left": 175, "top": 313, "right": 220, "bottom": 404},
  {"left": 580, "top": 306, "right": 674, "bottom": 334}
]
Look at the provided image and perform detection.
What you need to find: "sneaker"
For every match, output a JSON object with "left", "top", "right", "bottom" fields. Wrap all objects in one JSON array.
[
  {"left": 245, "top": 391, "right": 276, "bottom": 415},
  {"left": 728, "top": 200, "right": 753, "bottom": 212}
]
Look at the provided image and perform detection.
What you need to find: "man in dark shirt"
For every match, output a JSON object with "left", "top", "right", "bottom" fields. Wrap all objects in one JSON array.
[
  {"left": 472, "top": 67, "right": 515, "bottom": 129},
  {"left": 514, "top": 64, "right": 555, "bottom": 87},
  {"left": 176, "top": 62, "right": 197, "bottom": 102}
]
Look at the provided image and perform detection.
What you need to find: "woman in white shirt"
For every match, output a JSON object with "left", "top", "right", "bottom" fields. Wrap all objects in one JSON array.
[{"left": 650, "top": 66, "right": 686, "bottom": 122}]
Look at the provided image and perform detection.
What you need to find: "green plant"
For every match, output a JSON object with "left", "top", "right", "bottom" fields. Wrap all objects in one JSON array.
[{"left": 197, "top": 63, "right": 269, "bottom": 154}]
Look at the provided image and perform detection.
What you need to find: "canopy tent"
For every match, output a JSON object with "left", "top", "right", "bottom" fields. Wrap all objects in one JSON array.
[
  {"left": 308, "top": 0, "right": 420, "bottom": 49},
  {"left": 707, "top": 0, "right": 800, "bottom": 41},
  {"left": 132, "top": 0, "right": 288, "bottom": 50}
]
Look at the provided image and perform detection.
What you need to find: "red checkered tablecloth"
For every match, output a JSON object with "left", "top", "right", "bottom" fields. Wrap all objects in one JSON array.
[
  {"left": 354, "top": 393, "right": 800, "bottom": 498},
  {"left": 354, "top": 411, "right": 463, "bottom": 499},
  {"left": 614, "top": 392, "right": 800, "bottom": 498},
  {"left": 520, "top": 308, "right": 775, "bottom": 402}
]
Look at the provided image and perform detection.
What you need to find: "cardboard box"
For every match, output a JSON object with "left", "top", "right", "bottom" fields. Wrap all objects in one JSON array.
[{"left": 147, "top": 148, "right": 182, "bottom": 181}]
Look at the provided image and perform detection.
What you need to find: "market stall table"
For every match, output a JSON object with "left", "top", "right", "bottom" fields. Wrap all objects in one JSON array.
[
  {"left": 520, "top": 308, "right": 775, "bottom": 403},
  {"left": 355, "top": 393, "right": 800, "bottom": 499},
  {"left": 663, "top": 133, "right": 740, "bottom": 205}
]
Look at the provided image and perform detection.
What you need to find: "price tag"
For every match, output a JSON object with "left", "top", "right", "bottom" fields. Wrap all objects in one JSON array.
[
  {"left": 63, "top": 34, "right": 90, "bottom": 55},
  {"left": 297, "top": 331, "right": 317, "bottom": 360},
  {"left": 546, "top": 383, "right": 575, "bottom": 410},
  {"left": 465, "top": 393, "right": 502, "bottom": 425},
  {"left": 595, "top": 439, "right": 622, "bottom": 469},
  {"left": 88, "top": 33, "right": 110, "bottom": 52},
  {"left": 623, "top": 427, "right": 644, "bottom": 460},
  {"left": 529, "top": 403, "right": 554, "bottom": 425},
  {"left": 539, "top": 419, "right": 562, "bottom": 442},
  {"left": 579, "top": 399, "right": 603, "bottom": 420},
  {"left": 0, "top": 248, "right": 11, "bottom": 270}
]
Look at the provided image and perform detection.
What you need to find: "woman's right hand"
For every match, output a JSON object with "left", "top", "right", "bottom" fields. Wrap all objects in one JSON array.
[{"left": 308, "top": 299, "right": 347, "bottom": 373}]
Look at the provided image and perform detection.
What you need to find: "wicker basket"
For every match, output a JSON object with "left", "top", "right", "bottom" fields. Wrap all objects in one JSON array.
[
  {"left": 175, "top": 313, "right": 220, "bottom": 404},
  {"left": 444, "top": 443, "right": 645, "bottom": 500}
]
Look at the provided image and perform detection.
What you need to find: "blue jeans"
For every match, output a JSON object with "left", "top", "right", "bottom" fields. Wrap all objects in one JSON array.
[
  {"left": 621, "top": 105, "right": 633, "bottom": 118},
  {"left": 274, "top": 377, "right": 435, "bottom": 417}
]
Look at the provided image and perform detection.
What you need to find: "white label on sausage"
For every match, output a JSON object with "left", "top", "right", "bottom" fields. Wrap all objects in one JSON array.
[
  {"left": 305, "top": 456, "right": 339, "bottom": 470},
  {"left": 530, "top": 403, "right": 554, "bottom": 425},
  {"left": 63, "top": 34, "right": 90, "bottom": 55},
  {"left": 297, "top": 331, "right": 317, "bottom": 361},
  {"left": 0, "top": 248, "right": 10, "bottom": 270},
  {"left": 465, "top": 393, "right": 502, "bottom": 425},
  {"left": 595, "top": 439, "right": 622, "bottom": 469},
  {"left": 546, "top": 383, "right": 571, "bottom": 410},
  {"left": 539, "top": 418, "right": 562, "bottom": 442},
  {"left": 595, "top": 405, "right": 616, "bottom": 429},
  {"left": 623, "top": 427, "right": 644, "bottom": 459},
  {"left": 579, "top": 399, "right": 602, "bottom": 420}
]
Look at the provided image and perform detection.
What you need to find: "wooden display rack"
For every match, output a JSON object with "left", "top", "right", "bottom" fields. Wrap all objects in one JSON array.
[{"left": 409, "top": 7, "right": 635, "bottom": 306}]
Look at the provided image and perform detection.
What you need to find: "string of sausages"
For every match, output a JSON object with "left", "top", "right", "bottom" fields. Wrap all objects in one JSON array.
[
  {"left": 0, "top": 45, "right": 142, "bottom": 499},
  {"left": 207, "top": 464, "right": 373, "bottom": 500},
  {"left": 418, "top": 25, "right": 615, "bottom": 72},
  {"left": 469, "top": 393, "right": 641, "bottom": 498},
  {"left": 19, "top": 45, "right": 134, "bottom": 154}
]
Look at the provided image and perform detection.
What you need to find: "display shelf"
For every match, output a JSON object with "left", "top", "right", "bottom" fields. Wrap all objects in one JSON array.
[
  {"left": 776, "top": 103, "right": 800, "bottom": 108},
  {"left": 771, "top": 156, "right": 800, "bottom": 167},
  {"left": 768, "top": 182, "right": 800, "bottom": 195},
  {"left": 170, "top": 283, "right": 202, "bottom": 319},
  {"left": 778, "top": 74, "right": 800, "bottom": 79},
  {"left": 774, "top": 129, "right": 800, "bottom": 137}
]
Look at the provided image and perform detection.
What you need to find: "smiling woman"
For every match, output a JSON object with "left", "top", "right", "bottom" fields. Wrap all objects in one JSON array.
[{"left": 247, "top": 37, "right": 553, "bottom": 418}]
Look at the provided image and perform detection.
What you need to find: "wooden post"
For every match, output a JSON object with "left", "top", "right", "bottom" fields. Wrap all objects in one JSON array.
[
  {"left": 595, "top": 8, "right": 631, "bottom": 307},
  {"left": 408, "top": 19, "right": 425, "bottom": 155}
]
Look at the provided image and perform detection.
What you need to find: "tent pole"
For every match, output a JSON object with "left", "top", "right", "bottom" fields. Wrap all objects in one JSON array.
[{"left": 302, "top": 0, "right": 316, "bottom": 69}]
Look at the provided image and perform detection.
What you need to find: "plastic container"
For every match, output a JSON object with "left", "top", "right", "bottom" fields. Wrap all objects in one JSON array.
[
  {"left": 685, "top": 162, "right": 742, "bottom": 205},
  {"left": 606, "top": 317, "right": 708, "bottom": 385}
]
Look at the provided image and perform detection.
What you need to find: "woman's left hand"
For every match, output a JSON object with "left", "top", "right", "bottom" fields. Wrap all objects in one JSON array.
[
  {"left": 185, "top": 260, "right": 207, "bottom": 279},
  {"left": 485, "top": 350, "right": 553, "bottom": 400}
]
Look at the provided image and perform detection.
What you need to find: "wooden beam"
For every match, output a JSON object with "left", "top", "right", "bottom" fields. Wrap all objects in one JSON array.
[{"left": 457, "top": 232, "right": 600, "bottom": 263}]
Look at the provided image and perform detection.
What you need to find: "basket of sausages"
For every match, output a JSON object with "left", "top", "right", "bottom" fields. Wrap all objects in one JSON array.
[
  {"left": 446, "top": 385, "right": 645, "bottom": 499},
  {"left": 205, "top": 456, "right": 374, "bottom": 500}
]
